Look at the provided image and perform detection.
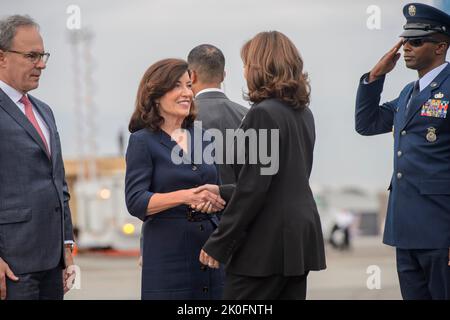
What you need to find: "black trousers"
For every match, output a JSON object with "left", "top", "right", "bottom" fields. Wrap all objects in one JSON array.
[
  {"left": 223, "top": 272, "right": 309, "bottom": 300},
  {"left": 5, "top": 265, "right": 64, "bottom": 300},
  {"left": 396, "top": 248, "right": 450, "bottom": 300}
]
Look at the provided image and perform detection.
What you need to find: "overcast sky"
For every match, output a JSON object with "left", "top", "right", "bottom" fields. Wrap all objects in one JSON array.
[{"left": 2, "top": 0, "right": 442, "bottom": 191}]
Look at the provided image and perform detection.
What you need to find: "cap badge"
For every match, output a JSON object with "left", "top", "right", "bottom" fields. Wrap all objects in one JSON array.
[{"left": 408, "top": 5, "right": 417, "bottom": 16}]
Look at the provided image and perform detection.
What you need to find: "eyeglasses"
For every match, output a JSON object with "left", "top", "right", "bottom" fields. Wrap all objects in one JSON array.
[
  {"left": 402, "top": 37, "right": 441, "bottom": 48},
  {"left": 6, "top": 50, "right": 50, "bottom": 64}
]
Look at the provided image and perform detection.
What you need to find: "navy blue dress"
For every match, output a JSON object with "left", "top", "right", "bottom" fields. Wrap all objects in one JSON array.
[{"left": 125, "top": 126, "right": 224, "bottom": 300}]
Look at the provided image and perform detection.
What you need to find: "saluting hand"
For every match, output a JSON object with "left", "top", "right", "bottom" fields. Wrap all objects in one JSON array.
[{"left": 368, "top": 40, "right": 403, "bottom": 83}]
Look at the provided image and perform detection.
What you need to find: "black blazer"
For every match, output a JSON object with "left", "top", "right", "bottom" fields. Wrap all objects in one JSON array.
[
  {"left": 195, "top": 91, "right": 248, "bottom": 184},
  {"left": 203, "top": 98, "right": 326, "bottom": 277}
]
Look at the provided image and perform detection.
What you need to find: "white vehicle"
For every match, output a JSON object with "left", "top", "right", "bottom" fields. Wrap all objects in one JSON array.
[{"left": 74, "top": 173, "right": 141, "bottom": 250}]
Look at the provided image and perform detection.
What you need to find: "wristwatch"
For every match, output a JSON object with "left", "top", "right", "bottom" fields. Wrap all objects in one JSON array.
[{"left": 65, "top": 243, "right": 75, "bottom": 252}]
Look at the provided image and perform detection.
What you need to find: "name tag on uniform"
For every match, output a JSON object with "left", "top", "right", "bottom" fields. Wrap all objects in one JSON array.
[{"left": 420, "top": 98, "right": 448, "bottom": 118}]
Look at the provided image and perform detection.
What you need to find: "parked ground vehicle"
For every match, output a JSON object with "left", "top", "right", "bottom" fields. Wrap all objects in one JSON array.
[{"left": 74, "top": 173, "right": 141, "bottom": 250}]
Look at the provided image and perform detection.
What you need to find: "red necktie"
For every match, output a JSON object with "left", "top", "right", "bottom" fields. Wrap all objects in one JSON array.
[{"left": 20, "top": 95, "right": 50, "bottom": 155}]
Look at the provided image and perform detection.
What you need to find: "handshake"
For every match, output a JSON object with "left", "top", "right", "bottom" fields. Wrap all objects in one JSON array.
[{"left": 186, "top": 184, "right": 226, "bottom": 214}]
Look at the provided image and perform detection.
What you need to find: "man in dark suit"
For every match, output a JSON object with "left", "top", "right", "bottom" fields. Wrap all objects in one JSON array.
[
  {"left": 188, "top": 44, "right": 248, "bottom": 184},
  {"left": 0, "top": 15, "right": 75, "bottom": 300},
  {"left": 355, "top": 3, "right": 450, "bottom": 299}
]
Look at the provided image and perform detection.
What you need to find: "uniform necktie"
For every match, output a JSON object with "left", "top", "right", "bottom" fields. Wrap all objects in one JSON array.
[
  {"left": 20, "top": 95, "right": 50, "bottom": 155},
  {"left": 407, "top": 81, "right": 420, "bottom": 110}
]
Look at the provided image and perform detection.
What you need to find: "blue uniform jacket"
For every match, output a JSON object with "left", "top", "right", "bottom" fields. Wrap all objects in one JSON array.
[{"left": 355, "top": 67, "right": 450, "bottom": 249}]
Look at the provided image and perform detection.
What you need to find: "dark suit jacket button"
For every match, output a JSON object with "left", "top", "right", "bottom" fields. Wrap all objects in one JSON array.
[
  {"left": 192, "top": 165, "right": 197, "bottom": 171},
  {"left": 203, "top": 287, "right": 209, "bottom": 292},
  {"left": 199, "top": 224, "right": 204, "bottom": 231},
  {"left": 200, "top": 265, "right": 207, "bottom": 271}
]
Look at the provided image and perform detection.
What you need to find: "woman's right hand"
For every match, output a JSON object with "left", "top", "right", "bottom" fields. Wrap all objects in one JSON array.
[{"left": 183, "top": 186, "right": 226, "bottom": 213}]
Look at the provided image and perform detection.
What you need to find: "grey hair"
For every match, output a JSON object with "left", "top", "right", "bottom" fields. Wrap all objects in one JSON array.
[
  {"left": 187, "top": 44, "right": 225, "bottom": 83},
  {"left": 0, "top": 15, "right": 39, "bottom": 51}
]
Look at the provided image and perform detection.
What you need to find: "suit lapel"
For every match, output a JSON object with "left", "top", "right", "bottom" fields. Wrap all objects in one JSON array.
[
  {"left": 0, "top": 89, "right": 51, "bottom": 160},
  {"left": 402, "top": 64, "right": 450, "bottom": 130},
  {"left": 159, "top": 129, "right": 192, "bottom": 164}
]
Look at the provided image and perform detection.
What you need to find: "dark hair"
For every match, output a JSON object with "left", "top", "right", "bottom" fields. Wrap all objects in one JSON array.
[
  {"left": 129, "top": 58, "right": 196, "bottom": 133},
  {"left": 187, "top": 44, "right": 225, "bottom": 83},
  {"left": 241, "top": 31, "right": 310, "bottom": 110}
]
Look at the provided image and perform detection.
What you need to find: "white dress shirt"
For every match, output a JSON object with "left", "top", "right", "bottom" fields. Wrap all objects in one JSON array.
[
  {"left": 417, "top": 62, "right": 448, "bottom": 91},
  {"left": 195, "top": 87, "right": 224, "bottom": 99},
  {"left": 0, "top": 80, "right": 51, "bottom": 154}
]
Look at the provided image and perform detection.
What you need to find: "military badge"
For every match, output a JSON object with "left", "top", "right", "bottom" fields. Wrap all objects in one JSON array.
[
  {"left": 421, "top": 99, "right": 449, "bottom": 118},
  {"left": 408, "top": 5, "right": 416, "bottom": 16},
  {"left": 434, "top": 92, "right": 444, "bottom": 99},
  {"left": 430, "top": 82, "right": 438, "bottom": 88},
  {"left": 426, "top": 127, "right": 437, "bottom": 143}
]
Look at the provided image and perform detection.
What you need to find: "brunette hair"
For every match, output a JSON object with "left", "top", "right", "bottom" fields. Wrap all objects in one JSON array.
[
  {"left": 241, "top": 31, "right": 310, "bottom": 109},
  {"left": 129, "top": 58, "right": 196, "bottom": 133}
]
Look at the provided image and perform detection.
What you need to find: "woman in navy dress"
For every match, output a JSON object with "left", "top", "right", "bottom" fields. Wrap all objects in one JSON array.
[{"left": 125, "top": 58, "right": 226, "bottom": 300}]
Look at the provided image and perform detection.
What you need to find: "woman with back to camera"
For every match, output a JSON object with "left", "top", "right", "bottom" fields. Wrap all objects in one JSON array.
[
  {"left": 125, "top": 58, "right": 226, "bottom": 299},
  {"left": 198, "top": 31, "right": 327, "bottom": 300}
]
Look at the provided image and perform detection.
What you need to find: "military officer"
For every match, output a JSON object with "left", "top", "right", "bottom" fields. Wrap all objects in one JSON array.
[{"left": 355, "top": 3, "right": 450, "bottom": 300}]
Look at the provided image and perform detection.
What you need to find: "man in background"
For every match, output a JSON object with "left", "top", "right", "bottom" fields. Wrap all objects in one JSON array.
[{"left": 188, "top": 44, "right": 248, "bottom": 184}]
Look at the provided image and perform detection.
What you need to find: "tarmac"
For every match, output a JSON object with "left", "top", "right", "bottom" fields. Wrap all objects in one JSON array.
[{"left": 65, "top": 235, "right": 402, "bottom": 300}]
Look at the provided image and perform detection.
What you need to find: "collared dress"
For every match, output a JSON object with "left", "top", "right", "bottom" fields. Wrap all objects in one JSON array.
[{"left": 125, "top": 126, "right": 224, "bottom": 300}]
